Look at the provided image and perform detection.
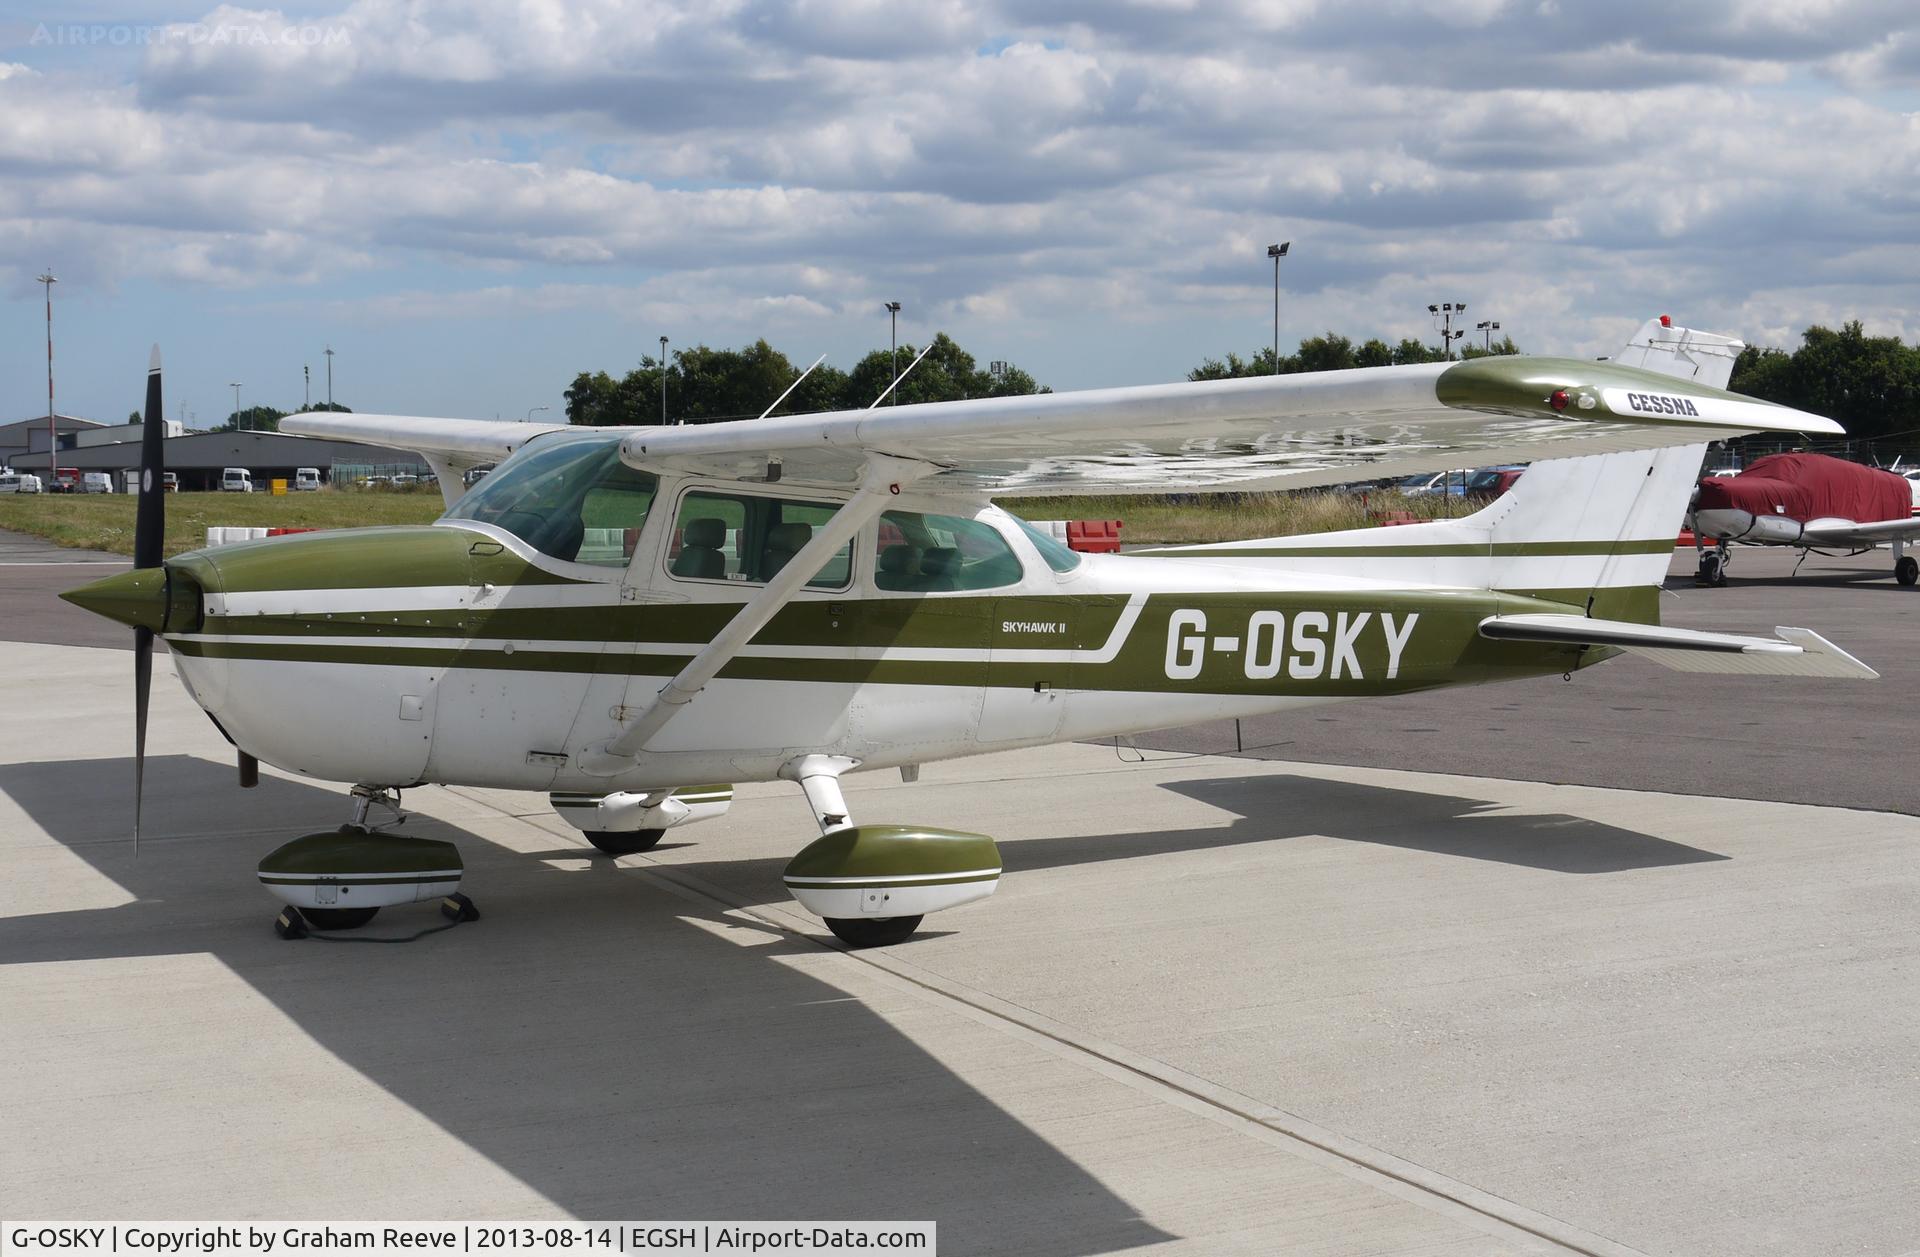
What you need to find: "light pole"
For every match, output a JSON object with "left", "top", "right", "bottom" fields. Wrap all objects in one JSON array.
[
  {"left": 885, "top": 301, "right": 902, "bottom": 404},
  {"left": 1475, "top": 319, "right": 1501, "bottom": 353},
  {"left": 526, "top": 405, "right": 549, "bottom": 422},
  {"left": 36, "top": 271, "right": 55, "bottom": 486},
  {"left": 303, "top": 363, "right": 310, "bottom": 409},
  {"left": 1428, "top": 302, "right": 1467, "bottom": 359},
  {"left": 323, "top": 344, "right": 334, "bottom": 407},
  {"left": 659, "top": 336, "right": 669, "bottom": 425},
  {"left": 1266, "top": 242, "right": 1289, "bottom": 374},
  {"left": 230, "top": 382, "right": 243, "bottom": 432}
]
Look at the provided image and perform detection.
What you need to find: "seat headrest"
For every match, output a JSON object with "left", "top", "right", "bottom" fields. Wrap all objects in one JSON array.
[
  {"left": 682, "top": 517, "right": 726, "bottom": 548},
  {"left": 768, "top": 521, "right": 812, "bottom": 552},
  {"left": 878, "top": 545, "right": 916, "bottom": 574},
  {"left": 919, "top": 547, "right": 961, "bottom": 576}
]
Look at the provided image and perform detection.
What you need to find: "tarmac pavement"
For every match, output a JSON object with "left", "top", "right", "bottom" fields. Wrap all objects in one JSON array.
[{"left": 4, "top": 538, "right": 1919, "bottom": 1254}]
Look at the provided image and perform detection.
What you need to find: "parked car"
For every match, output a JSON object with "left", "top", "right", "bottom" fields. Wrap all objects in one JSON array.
[
  {"left": 50, "top": 467, "right": 81, "bottom": 493},
  {"left": 1466, "top": 466, "right": 1526, "bottom": 499},
  {"left": 80, "top": 471, "right": 115, "bottom": 494},
  {"left": 221, "top": 467, "right": 254, "bottom": 493},
  {"left": 294, "top": 467, "right": 323, "bottom": 491},
  {"left": 162, "top": 472, "right": 178, "bottom": 493},
  {"left": 1395, "top": 470, "right": 1474, "bottom": 498},
  {"left": 0, "top": 471, "right": 43, "bottom": 494}
]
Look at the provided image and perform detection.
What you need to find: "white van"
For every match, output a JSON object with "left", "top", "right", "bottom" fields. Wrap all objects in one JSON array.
[
  {"left": 294, "top": 467, "right": 323, "bottom": 491},
  {"left": 81, "top": 471, "right": 115, "bottom": 494},
  {"left": 0, "top": 472, "right": 42, "bottom": 494},
  {"left": 221, "top": 467, "right": 253, "bottom": 493}
]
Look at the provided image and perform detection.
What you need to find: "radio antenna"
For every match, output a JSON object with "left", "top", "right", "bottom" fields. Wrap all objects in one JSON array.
[
  {"left": 869, "top": 340, "right": 935, "bottom": 409},
  {"left": 757, "top": 353, "right": 827, "bottom": 421}
]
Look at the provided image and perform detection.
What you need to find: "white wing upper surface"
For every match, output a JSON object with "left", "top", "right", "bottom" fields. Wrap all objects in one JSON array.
[{"left": 281, "top": 348, "right": 1842, "bottom": 499}]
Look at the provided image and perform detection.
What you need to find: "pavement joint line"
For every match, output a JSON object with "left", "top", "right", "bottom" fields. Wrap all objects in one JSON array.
[{"left": 444, "top": 776, "right": 1651, "bottom": 1257}]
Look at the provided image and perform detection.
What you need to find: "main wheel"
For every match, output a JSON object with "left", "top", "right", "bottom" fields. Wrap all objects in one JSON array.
[
  {"left": 302, "top": 906, "right": 379, "bottom": 930},
  {"left": 1896, "top": 556, "right": 1918, "bottom": 586},
  {"left": 583, "top": 828, "right": 666, "bottom": 856},
  {"left": 1695, "top": 552, "right": 1721, "bottom": 586},
  {"left": 825, "top": 915, "right": 924, "bottom": 948}
]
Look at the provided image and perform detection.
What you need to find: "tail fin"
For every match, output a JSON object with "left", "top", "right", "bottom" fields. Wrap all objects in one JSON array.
[
  {"left": 1609, "top": 315, "right": 1745, "bottom": 390},
  {"left": 1159, "top": 319, "right": 1744, "bottom": 622}
]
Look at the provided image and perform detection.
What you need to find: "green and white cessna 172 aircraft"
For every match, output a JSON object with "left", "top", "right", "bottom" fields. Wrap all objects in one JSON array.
[{"left": 65, "top": 318, "right": 1874, "bottom": 945}]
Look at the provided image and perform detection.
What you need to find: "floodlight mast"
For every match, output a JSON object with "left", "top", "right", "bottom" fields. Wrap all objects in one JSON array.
[
  {"left": 1266, "top": 242, "right": 1289, "bottom": 374},
  {"left": 1429, "top": 301, "right": 1468, "bottom": 359},
  {"left": 37, "top": 271, "right": 55, "bottom": 486},
  {"left": 885, "top": 302, "right": 902, "bottom": 404}
]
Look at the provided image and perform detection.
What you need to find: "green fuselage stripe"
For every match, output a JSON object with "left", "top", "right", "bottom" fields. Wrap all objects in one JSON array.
[{"left": 1151, "top": 538, "right": 1679, "bottom": 559}]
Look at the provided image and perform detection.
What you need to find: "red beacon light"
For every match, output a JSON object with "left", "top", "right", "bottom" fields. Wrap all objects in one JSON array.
[
  {"left": 1547, "top": 388, "right": 1571, "bottom": 412},
  {"left": 1659, "top": 314, "right": 1672, "bottom": 328}
]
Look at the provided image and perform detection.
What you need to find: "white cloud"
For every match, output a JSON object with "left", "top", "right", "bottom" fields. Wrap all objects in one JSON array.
[{"left": 1, "top": 0, "right": 1916, "bottom": 411}]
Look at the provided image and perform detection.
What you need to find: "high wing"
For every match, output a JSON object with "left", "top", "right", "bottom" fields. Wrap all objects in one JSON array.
[
  {"left": 1479, "top": 614, "right": 1878, "bottom": 679},
  {"left": 282, "top": 350, "right": 1840, "bottom": 499},
  {"left": 1800, "top": 517, "right": 1920, "bottom": 547}
]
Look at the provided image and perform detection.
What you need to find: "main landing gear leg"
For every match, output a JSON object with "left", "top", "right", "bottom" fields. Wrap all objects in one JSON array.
[
  {"left": 1894, "top": 538, "right": 1917, "bottom": 587},
  {"left": 1697, "top": 541, "right": 1729, "bottom": 587},
  {"left": 778, "top": 757, "right": 923, "bottom": 948}
]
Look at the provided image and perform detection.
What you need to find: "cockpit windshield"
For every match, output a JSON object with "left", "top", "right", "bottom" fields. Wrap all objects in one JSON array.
[{"left": 442, "top": 433, "right": 657, "bottom": 568}]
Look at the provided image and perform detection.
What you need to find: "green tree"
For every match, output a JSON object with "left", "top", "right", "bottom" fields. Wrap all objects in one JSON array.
[
  {"left": 212, "top": 406, "right": 288, "bottom": 433},
  {"left": 1460, "top": 335, "right": 1521, "bottom": 359},
  {"left": 568, "top": 333, "right": 1046, "bottom": 425},
  {"left": 1731, "top": 322, "right": 1920, "bottom": 443},
  {"left": 127, "top": 410, "right": 140, "bottom": 424}
]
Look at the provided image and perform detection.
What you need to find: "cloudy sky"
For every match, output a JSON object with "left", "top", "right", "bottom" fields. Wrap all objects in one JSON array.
[{"left": 2, "top": 0, "right": 1917, "bottom": 426}]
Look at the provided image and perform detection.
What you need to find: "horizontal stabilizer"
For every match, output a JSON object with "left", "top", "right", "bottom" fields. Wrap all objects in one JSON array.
[
  {"left": 1478, "top": 614, "right": 1878, "bottom": 679},
  {"left": 1801, "top": 517, "right": 1920, "bottom": 547}
]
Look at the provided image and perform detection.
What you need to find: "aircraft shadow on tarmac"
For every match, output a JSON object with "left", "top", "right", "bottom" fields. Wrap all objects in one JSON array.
[
  {"left": 0, "top": 754, "right": 1172, "bottom": 1254},
  {"left": 1149, "top": 774, "right": 1730, "bottom": 874}
]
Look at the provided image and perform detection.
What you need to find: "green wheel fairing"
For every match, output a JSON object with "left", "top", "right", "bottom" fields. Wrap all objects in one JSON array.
[
  {"left": 257, "top": 826, "right": 462, "bottom": 880},
  {"left": 783, "top": 825, "right": 1002, "bottom": 887}
]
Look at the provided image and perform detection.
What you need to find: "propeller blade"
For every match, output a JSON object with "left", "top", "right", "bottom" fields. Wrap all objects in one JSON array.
[
  {"left": 132, "top": 345, "right": 164, "bottom": 852},
  {"left": 135, "top": 345, "right": 165, "bottom": 569},
  {"left": 134, "top": 625, "right": 152, "bottom": 854}
]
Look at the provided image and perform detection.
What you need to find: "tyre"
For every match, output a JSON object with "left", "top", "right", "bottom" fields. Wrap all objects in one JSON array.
[
  {"left": 1696, "top": 552, "right": 1721, "bottom": 586},
  {"left": 1896, "top": 556, "right": 1918, "bottom": 587},
  {"left": 302, "top": 906, "right": 379, "bottom": 930},
  {"left": 824, "top": 915, "right": 924, "bottom": 948},
  {"left": 583, "top": 828, "right": 666, "bottom": 856}
]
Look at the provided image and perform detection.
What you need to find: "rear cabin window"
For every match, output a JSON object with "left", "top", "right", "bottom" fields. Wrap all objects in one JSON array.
[
  {"left": 874, "top": 511, "right": 1024, "bottom": 592},
  {"left": 669, "top": 490, "right": 852, "bottom": 590},
  {"left": 443, "top": 436, "right": 657, "bottom": 569}
]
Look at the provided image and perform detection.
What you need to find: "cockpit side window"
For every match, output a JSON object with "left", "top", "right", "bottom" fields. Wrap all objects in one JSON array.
[
  {"left": 443, "top": 436, "right": 657, "bottom": 569},
  {"left": 873, "top": 510, "right": 1024, "bottom": 592}
]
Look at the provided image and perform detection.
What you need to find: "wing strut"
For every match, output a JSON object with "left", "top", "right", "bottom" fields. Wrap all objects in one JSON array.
[{"left": 578, "top": 454, "right": 936, "bottom": 775}]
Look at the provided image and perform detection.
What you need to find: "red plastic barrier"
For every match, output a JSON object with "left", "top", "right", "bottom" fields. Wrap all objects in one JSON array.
[
  {"left": 1675, "top": 529, "right": 1696, "bottom": 547},
  {"left": 266, "top": 528, "right": 319, "bottom": 537},
  {"left": 1066, "top": 520, "right": 1123, "bottom": 553}
]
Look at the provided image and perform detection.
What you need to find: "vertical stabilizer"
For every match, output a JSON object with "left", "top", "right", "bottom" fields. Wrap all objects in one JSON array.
[
  {"left": 1609, "top": 316, "right": 1745, "bottom": 390},
  {"left": 1155, "top": 319, "right": 1756, "bottom": 622}
]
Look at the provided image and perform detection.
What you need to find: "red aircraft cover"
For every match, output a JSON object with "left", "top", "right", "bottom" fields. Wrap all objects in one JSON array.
[{"left": 1695, "top": 453, "right": 1912, "bottom": 524}]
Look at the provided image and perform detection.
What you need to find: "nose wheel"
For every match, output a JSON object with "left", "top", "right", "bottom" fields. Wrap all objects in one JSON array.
[{"left": 1696, "top": 546, "right": 1728, "bottom": 586}]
